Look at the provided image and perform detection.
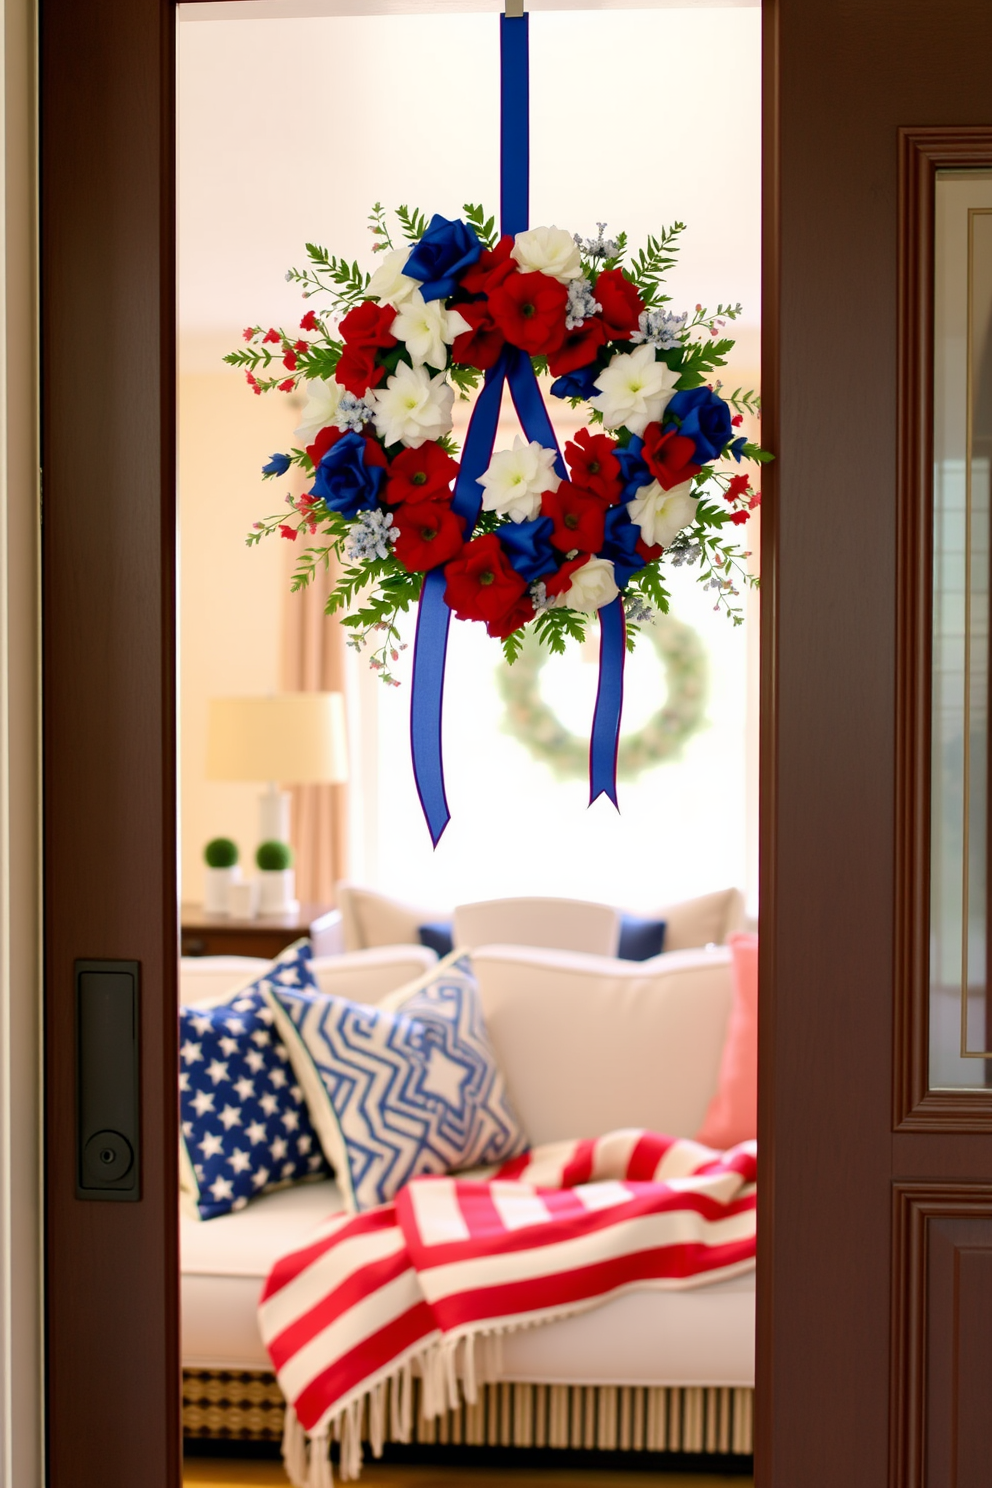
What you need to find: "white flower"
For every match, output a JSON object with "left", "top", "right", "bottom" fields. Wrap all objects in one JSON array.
[
  {"left": 511, "top": 226, "right": 583, "bottom": 283},
  {"left": 590, "top": 344, "right": 680, "bottom": 436},
  {"left": 294, "top": 378, "right": 344, "bottom": 446},
  {"left": 552, "top": 557, "right": 620, "bottom": 614},
  {"left": 371, "top": 362, "right": 454, "bottom": 449},
  {"left": 390, "top": 291, "right": 471, "bottom": 371},
  {"left": 367, "top": 247, "right": 422, "bottom": 308},
  {"left": 627, "top": 479, "right": 697, "bottom": 548},
  {"left": 479, "top": 437, "right": 561, "bottom": 523}
]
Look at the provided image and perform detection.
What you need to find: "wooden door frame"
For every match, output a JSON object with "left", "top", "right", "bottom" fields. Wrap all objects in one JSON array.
[{"left": 40, "top": 1, "right": 992, "bottom": 1485}]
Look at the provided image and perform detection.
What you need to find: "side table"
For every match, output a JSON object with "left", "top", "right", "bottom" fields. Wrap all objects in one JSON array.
[{"left": 180, "top": 902, "right": 339, "bottom": 960}]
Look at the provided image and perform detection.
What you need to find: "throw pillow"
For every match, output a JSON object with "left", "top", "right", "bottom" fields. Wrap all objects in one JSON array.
[
  {"left": 179, "top": 940, "right": 330, "bottom": 1220},
  {"left": 617, "top": 913, "right": 667, "bottom": 961},
  {"left": 418, "top": 920, "right": 455, "bottom": 958},
  {"left": 694, "top": 931, "right": 759, "bottom": 1149},
  {"left": 265, "top": 953, "right": 529, "bottom": 1213}
]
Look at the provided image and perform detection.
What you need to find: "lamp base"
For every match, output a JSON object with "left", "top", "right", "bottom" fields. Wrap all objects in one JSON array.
[{"left": 258, "top": 783, "right": 291, "bottom": 846}]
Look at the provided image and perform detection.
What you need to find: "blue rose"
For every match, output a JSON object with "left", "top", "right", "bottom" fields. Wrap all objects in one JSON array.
[
  {"left": 403, "top": 215, "right": 483, "bottom": 302},
  {"left": 600, "top": 505, "right": 646, "bottom": 589},
  {"left": 262, "top": 452, "right": 291, "bottom": 477},
  {"left": 663, "top": 386, "right": 733, "bottom": 464},
  {"left": 498, "top": 516, "right": 557, "bottom": 583},
  {"left": 614, "top": 436, "right": 653, "bottom": 503},
  {"left": 550, "top": 364, "right": 600, "bottom": 402},
  {"left": 311, "top": 431, "right": 386, "bottom": 519}
]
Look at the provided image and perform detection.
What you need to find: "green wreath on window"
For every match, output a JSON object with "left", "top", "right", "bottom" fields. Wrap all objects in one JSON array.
[{"left": 497, "top": 614, "right": 709, "bottom": 783}]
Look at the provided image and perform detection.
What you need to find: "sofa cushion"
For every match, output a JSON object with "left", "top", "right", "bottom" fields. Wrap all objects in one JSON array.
[
  {"left": 471, "top": 946, "right": 733, "bottom": 1146},
  {"left": 695, "top": 932, "right": 759, "bottom": 1150},
  {"left": 179, "top": 942, "right": 329, "bottom": 1220},
  {"left": 265, "top": 954, "right": 528, "bottom": 1213},
  {"left": 658, "top": 888, "right": 744, "bottom": 951},
  {"left": 453, "top": 897, "right": 620, "bottom": 956},
  {"left": 617, "top": 913, "right": 667, "bottom": 961}
]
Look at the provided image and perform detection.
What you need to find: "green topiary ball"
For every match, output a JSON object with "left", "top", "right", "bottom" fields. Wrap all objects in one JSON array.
[
  {"left": 256, "top": 839, "right": 293, "bottom": 872},
  {"left": 204, "top": 837, "right": 238, "bottom": 869}
]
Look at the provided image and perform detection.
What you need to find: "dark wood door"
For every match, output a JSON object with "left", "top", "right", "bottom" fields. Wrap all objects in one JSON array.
[
  {"left": 759, "top": 3, "right": 992, "bottom": 1485},
  {"left": 39, "top": 0, "right": 992, "bottom": 1484}
]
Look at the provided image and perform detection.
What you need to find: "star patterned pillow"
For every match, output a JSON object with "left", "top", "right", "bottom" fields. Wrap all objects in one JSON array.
[
  {"left": 179, "top": 940, "right": 330, "bottom": 1220},
  {"left": 264, "top": 952, "right": 528, "bottom": 1214}
]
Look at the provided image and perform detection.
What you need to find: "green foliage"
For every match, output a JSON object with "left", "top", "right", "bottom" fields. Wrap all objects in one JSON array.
[
  {"left": 740, "top": 442, "right": 774, "bottom": 464},
  {"left": 462, "top": 203, "right": 497, "bottom": 250},
  {"left": 725, "top": 386, "right": 761, "bottom": 417},
  {"left": 600, "top": 231, "right": 628, "bottom": 272},
  {"left": 368, "top": 202, "right": 393, "bottom": 253},
  {"left": 628, "top": 565, "right": 671, "bottom": 615},
  {"left": 675, "top": 337, "right": 736, "bottom": 387},
  {"left": 284, "top": 243, "right": 371, "bottom": 314},
  {"left": 533, "top": 606, "right": 588, "bottom": 655},
  {"left": 501, "top": 629, "right": 525, "bottom": 666},
  {"left": 256, "top": 840, "right": 292, "bottom": 872},
  {"left": 450, "top": 363, "right": 483, "bottom": 400},
  {"left": 204, "top": 837, "right": 238, "bottom": 869},
  {"left": 396, "top": 204, "right": 429, "bottom": 243},
  {"left": 628, "top": 223, "right": 686, "bottom": 308}
]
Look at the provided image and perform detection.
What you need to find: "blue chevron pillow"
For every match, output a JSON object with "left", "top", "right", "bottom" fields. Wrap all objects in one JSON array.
[
  {"left": 265, "top": 955, "right": 528, "bottom": 1213},
  {"left": 179, "top": 940, "right": 330, "bottom": 1220}
]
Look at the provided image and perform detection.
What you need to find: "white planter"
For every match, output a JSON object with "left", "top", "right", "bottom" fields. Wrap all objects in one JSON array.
[
  {"left": 227, "top": 878, "right": 260, "bottom": 920},
  {"left": 258, "top": 868, "right": 297, "bottom": 916},
  {"left": 203, "top": 865, "right": 239, "bottom": 915}
]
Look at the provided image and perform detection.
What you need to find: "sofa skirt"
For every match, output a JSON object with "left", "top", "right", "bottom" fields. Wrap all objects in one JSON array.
[{"left": 183, "top": 1369, "right": 754, "bottom": 1456}]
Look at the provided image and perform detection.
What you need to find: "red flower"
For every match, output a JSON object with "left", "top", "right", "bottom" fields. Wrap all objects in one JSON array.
[
  {"left": 731, "top": 413, "right": 744, "bottom": 427},
  {"left": 392, "top": 501, "right": 465, "bottom": 572},
  {"left": 748, "top": 491, "right": 762, "bottom": 510},
  {"left": 547, "top": 317, "right": 606, "bottom": 376},
  {"left": 729, "top": 510, "right": 749, "bottom": 526},
  {"left": 636, "top": 537, "right": 663, "bottom": 562},
  {"left": 283, "top": 349, "right": 298, "bottom": 372},
  {"left": 335, "top": 300, "right": 397, "bottom": 396},
  {"left": 724, "top": 473, "right": 751, "bottom": 503},
  {"left": 444, "top": 533, "right": 527, "bottom": 627},
  {"left": 488, "top": 270, "right": 567, "bottom": 357},
  {"left": 564, "top": 428, "right": 622, "bottom": 504},
  {"left": 642, "top": 424, "right": 701, "bottom": 490},
  {"left": 385, "top": 443, "right": 460, "bottom": 505},
  {"left": 278, "top": 378, "right": 296, "bottom": 392},
  {"left": 594, "top": 269, "right": 644, "bottom": 340},
  {"left": 460, "top": 235, "right": 516, "bottom": 297},
  {"left": 263, "top": 327, "right": 281, "bottom": 345},
  {"left": 451, "top": 300, "right": 505, "bottom": 370},
  {"left": 279, "top": 524, "right": 298, "bottom": 541},
  {"left": 541, "top": 482, "right": 607, "bottom": 554},
  {"left": 339, "top": 298, "right": 397, "bottom": 351},
  {"left": 300, "top": 310, "right": 319, "bottom": 332},
  {"left": 486, "top": 592, "right": 535, "bottom": 640},
  {"left": 335, "top": 344, "right": 384, "bottom": 397},
  {"left": 293, "top": 339, "right": 308, "bottom": 353},
  {"left": 243, "top": 326, "right": 256, "bottom": 341},
  {"left": 246, "top": 371, "right": 261, "bottom": 396},
  {"left": 544, "top": 554, "right": 590, "bottom": 603}
]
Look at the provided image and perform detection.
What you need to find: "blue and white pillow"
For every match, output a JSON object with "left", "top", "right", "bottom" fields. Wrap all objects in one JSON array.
[
  {"left": 265, "top": 953, "right": 528, "bottom": 1213},
  {"left": 179, "top": 941, "right": 330, "bottom": 1220}
]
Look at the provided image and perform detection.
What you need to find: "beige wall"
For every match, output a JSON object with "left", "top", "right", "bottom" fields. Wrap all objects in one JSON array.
[{"left": 179, "top": 357, "right": 298, "bottom": 905}]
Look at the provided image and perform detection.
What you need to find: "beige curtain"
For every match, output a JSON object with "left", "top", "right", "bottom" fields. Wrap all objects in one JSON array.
[{"left": 282, "top": 549, "right": 349, "bottom": 905}]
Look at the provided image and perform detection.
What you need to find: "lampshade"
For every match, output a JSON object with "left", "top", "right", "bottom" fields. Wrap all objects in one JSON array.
[{"left": 206, "top": 693, "right": 349, "bottom": 784}]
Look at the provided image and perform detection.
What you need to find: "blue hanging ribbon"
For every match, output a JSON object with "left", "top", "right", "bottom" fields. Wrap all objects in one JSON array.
[{"left": 410, "top": 8, "right": 625, "bottom": 844}]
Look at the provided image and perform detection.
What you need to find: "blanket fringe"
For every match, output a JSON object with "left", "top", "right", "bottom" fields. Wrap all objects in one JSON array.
[{"left": 283, "top": 1408, "right": 310, "bottom": 1488}]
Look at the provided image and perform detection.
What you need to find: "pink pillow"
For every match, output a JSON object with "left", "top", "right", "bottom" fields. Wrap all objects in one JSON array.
[{"left": 695, "top": 932, "right": 758, "bottom": 1149}]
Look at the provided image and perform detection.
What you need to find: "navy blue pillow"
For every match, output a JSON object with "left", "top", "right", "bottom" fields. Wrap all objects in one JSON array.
[
  {"left": 419, "top": 920, "right": 455, "bottom": 958},
  {"left": 617, "top": 914, "right": 667, "bottom": 961}
]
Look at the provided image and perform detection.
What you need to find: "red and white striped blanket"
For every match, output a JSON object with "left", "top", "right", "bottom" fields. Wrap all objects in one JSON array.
[{"left": 259, "top": 1129, "right": 757, "bottom": 1487}]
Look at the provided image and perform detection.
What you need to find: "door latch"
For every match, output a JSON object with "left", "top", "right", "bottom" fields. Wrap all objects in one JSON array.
[{"left": 76, "top": 960, "right": 140, "bottom": 1201}]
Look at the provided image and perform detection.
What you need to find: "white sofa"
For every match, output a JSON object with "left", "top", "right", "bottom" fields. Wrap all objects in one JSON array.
[{"left": 180, "top": 942, "right": 754, "bottom": 1456}]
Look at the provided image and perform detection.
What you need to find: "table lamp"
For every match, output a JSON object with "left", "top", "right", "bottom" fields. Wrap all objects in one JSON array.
[{"left": 206, "top": 692, "right": 349, "bottom": 849}]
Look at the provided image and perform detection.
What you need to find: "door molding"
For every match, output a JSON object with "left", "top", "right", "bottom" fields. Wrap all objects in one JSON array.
[{"left": 894, "top": 127, "right": 992, "bottom": 1130}]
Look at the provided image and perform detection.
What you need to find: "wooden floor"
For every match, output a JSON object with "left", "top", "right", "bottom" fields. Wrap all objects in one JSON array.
[{"left": 183, "top": 1460, "right": 752, "bottom": 1487}]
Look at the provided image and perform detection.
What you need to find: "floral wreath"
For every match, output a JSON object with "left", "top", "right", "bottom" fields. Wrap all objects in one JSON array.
[
  {"left": 497, "top": 614, "right": 708, "bottom": 783},
  {"left": 230, "top": 13, "right": 769, "bottom": 842}
]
